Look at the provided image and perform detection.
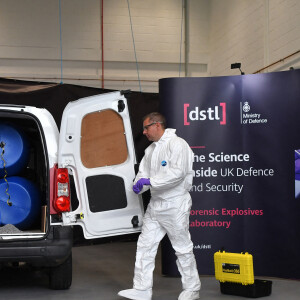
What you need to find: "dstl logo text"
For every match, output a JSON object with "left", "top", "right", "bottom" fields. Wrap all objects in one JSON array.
[{"left": 184, "top": 103, "right": 226, "bottom": 125}]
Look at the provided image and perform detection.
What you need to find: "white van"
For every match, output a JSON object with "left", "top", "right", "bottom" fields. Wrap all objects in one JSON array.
[{"left": 0, "top": 91, "right": 144, "bottom": 289}]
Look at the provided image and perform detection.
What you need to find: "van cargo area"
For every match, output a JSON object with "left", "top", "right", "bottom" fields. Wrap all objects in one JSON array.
[
  {"left": 0, "top": 86, "right": 159, "bottom": 289},
  {"left": 0, "top": 110, "right": 48, "bottom": 238}
]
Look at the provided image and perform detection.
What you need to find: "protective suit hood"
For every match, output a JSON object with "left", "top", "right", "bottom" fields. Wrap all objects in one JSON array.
[{"left": 155, "top": 128, "right": 176, "bottom": 145}]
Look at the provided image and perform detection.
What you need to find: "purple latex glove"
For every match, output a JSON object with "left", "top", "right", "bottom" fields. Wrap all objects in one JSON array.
[{"left": 133, "top": 178, "right": 151, "bottom": 194}]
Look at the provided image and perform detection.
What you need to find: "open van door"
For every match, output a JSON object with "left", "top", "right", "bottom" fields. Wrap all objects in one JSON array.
[{"left": 58, "top": 91, "right": 144, "bottom": 239}]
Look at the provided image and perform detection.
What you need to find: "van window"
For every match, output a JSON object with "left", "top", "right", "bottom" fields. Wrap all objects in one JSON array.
[{"left": 81, "top": 109, "right": 128, "bottom": 168}]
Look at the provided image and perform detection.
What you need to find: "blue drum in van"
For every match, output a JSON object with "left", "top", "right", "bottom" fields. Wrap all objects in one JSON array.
[
  {"left": 0, "top": 176, "right": 40, "bottom": 230},
  {"left": 0, "top": 123, "right": 30, "bottom": 178}
]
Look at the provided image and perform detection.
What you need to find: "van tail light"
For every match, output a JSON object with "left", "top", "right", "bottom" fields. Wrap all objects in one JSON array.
[{"left": 54, "top": 168, "right": 71, "bottom": 213}]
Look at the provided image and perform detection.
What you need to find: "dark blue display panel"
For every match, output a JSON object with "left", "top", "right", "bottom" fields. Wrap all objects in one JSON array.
[{"left": 159, "top": 70, "right": 300, "bottom": 279}]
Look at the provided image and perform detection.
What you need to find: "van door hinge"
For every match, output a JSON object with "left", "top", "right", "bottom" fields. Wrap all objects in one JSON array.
[
  {"left": 118, "top": 100, "right": 125, "bottom": 112},
  {"left": 62, "top": 212, "right": 78, "bottom": 225},
  {"left": 120, "top": 89, "right": 131, "bottom": 95},
  {"left": 131, "top": 215, "right": 139, "bottom": 228}
]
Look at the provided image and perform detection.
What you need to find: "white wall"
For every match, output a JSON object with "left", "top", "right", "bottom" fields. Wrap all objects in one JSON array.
[
  {"left": 0, "top": 0, "right": 298, "bottom": 92},
  {"left": 268, "top": 0, "right": 300, "bottom": 71},
  {"left": 209, "top": 0, "right": 300, "bottom": 76}
]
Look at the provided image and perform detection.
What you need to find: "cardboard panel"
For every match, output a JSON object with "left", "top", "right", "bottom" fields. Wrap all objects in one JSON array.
[{"left": 81, "top": 109, "right": 128, "bottom": 168}]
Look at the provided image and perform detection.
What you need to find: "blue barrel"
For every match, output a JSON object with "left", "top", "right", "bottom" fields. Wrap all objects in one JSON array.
[
  {"left": 0, "top": 123, "right": 30, "bottom": 178},
  {"left": 0, "top": 176, "right": 40, "bottom": 230}
]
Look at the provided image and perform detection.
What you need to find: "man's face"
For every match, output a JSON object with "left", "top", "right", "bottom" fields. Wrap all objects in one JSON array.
[{"left": 143, "top": 117, "right": 160, "bottom": 142}]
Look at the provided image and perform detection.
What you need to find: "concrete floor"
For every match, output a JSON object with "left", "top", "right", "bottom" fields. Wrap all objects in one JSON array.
[{"left": 0, "top": 241, "right": 299, "bottom": 299}]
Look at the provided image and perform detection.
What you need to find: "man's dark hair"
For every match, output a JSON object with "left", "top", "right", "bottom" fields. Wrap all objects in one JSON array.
[{"left": 143, "top": 112, "right": 166, "bottom": 129}]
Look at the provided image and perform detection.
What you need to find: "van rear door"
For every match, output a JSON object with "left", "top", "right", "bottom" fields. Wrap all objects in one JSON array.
[{"left": 58, "top": 91, "right": 144, "bottom": 239}]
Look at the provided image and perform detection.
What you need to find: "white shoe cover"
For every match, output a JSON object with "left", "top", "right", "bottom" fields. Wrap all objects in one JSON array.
[
  {"left": 118, "top": 288, "right": 152, "bottom": 300},
  {"left": 178, "top": 290, "right": 200, "bottom": 300}
]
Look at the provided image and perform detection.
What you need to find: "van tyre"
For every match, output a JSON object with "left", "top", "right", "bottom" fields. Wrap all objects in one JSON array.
[{"left": 49, "top": 253, "right": 72, "bottom": 290}]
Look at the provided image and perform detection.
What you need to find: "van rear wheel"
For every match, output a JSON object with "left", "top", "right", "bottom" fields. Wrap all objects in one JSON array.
[{"left": 49, "top": 253, "right": 72, "bottom": 290}]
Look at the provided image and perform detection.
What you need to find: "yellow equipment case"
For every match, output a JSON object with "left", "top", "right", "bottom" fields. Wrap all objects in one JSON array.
[
  {"left": 214, "top": 250, "right": 272, "bottom": 298},
  {"left": 214, "top": 250, "right": 254, "bottom": 284}
]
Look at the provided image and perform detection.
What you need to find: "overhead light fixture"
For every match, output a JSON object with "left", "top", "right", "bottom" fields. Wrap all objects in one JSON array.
[{"left": 231, "top": 63, "right": 245, "bottom": 75}]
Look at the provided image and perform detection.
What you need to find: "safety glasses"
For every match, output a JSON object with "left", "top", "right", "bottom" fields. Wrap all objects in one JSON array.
[{"left": 143, "top": 122, "right": 162, "bottom": 131}]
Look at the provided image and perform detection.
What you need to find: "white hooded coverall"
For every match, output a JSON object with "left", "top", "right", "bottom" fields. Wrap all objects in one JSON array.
[{"left": 133, "top": 128, "right": 201, "bottom": 292}]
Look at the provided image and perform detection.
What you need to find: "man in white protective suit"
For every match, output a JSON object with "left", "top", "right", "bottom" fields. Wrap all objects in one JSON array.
[{"left": 118, "top": 112, "right": 201, "bottom": 300}]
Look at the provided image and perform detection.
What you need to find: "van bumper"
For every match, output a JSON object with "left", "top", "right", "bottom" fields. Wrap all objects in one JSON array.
[{"left": 0, "top": 226, "right": 73, "bottom": 267}]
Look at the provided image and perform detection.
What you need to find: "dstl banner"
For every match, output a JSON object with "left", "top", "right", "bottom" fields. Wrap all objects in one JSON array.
[{"left": 159, "top": 70, "right": 300, "bottom": 279}]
